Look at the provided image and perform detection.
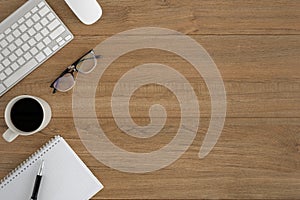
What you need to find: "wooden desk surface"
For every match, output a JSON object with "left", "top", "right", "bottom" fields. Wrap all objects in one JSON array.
[{"left": 0, "top": 0, "right": 299, "bottom": 199}]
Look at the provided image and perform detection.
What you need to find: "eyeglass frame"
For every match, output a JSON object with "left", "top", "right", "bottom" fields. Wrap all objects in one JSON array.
[{"left": 50, "top": 49, "right": 100, "bottom": 93}]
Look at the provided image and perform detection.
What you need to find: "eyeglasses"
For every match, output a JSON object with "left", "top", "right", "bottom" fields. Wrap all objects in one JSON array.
[{"left": 50, "top": 50, "right": 100, "bottom": 93}]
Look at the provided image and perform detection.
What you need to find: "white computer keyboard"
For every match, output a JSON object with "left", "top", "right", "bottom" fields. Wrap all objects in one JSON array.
[{"left": 0, "top": 0, "right": 74, "bottom": 96}]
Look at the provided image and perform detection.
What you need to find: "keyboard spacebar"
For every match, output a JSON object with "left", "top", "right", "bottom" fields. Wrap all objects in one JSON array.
[{"left": 4, "top": 59, "right": 38, "bottom": 87}]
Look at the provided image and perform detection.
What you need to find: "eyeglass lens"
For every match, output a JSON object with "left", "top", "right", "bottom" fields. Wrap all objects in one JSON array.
[
  {"left": 77, "top": 52, "right": 97, "bottom": 74},
  {"left": 53, "top": 73, "right": 75, "bottom": 92}
]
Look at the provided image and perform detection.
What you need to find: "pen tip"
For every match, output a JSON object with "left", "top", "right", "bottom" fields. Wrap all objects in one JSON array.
[{"left": 38, "top": 160, "right": 44, "bottom": 175}]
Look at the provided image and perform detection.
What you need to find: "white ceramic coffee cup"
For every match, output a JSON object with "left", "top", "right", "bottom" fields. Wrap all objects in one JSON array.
[{"left": 2, "top": 95, "right": 52, "bottom": 142}]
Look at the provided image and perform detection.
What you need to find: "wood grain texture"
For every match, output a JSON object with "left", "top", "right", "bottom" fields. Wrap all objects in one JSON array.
[{"left": 0, "top": 0, "right": 299, "bottom": 199}]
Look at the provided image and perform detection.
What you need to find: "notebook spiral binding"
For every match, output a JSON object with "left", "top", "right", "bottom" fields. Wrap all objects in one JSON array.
[{"left": 0, "top": 135, "right": 62, "bottom": 189}]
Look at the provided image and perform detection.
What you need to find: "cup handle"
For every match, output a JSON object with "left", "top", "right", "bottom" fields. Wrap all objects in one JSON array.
[{"left": 3, "top": 129, "right": 18, "bottom": 142}]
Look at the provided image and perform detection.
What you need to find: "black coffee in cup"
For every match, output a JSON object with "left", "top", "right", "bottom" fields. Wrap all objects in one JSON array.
[{"left": 10, "top": 98, "right": 44, "bottom": 132}]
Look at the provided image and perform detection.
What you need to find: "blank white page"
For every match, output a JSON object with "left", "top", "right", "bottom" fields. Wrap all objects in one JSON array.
[{"left": 0, "top": 136, "right": 103, "bottom": 200}]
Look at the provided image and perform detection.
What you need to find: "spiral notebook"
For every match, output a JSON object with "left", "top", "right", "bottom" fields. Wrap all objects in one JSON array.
[{"left": 0, "top": 136, "right": 103, "bottom": 200}]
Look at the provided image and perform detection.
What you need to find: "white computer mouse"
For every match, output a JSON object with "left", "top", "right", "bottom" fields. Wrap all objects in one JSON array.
[{"left": 64, "top": 0, "right": 102, "bottom": 25}]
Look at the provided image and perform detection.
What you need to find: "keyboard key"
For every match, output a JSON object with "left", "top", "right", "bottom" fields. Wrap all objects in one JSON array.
[
  {"left": 9, "top": 53, "right": 17, "bottom": 62},
  {"left": 4, "top": 68, "right": 13, "bottom": 76},
  {"left": 0, "top": 64, "right": 4, "bottom": 71},
  {"left": 34, "top": 33, "right": 43, "bottom": 41},
  {"left": 4, "top": 59, "right": 38, "bottom": 87},
  {"left": 30, "top": 47, "right": 38, "bottom": 55},
  {"left": 37, "top": 42, "right": 45, "bottom": 50},
  {"left": 0, "top": 40, "right": 8, "bottom": 48},
  {"left": 28, "top": 28, "right": 36, "bottom": 36},
  {"left": 15, "top": 49, "right": 23, "bottom": 57},
  {"left": 21, "top": 43, "right": 30, "bottom": 51},
  {"left": 19, "top": 24, "right": 27, "bottom": 32},
  {"left": 56, "top": 37, "right": 62, "bottom": 43},
  {"left": 59, "top": 40, "right": 66, "bottom": 46},
  {"left": 52, "top": 45, "right": 58, "bottom": 51},
  {"left": 3, "top": 59, "right": 10, "bottom": 67},
  {"left": 23, "top": 52, "right": 32, "bottom": 60},
  {"left": 50, "top": 26, "right": 65, "bottom": 39},
  {"left": 41, "top": 28, "right": 49, "bottom": 36},
  {"left": 11, "top": 23, "right": 18, "bottom": 29},
  {"left": 2, "top": 49, "right": 10, "bottom": 56},
  {"left": 6, "top": 35, "right": 14, "bottom": 42},
  {"left": 48, "top": 19, "right": 59, "bottom": 31},
  {"left": 4, "top": 28, "right": 11, "bottom": 35},
  {"left": 13, "top": 29, "right": 21, "bottom": 37},
  {"left": 28, "top": 38, "right": 37, "bottom": 46},
  {"left": 15, "top": 38, "right": 23, "bottom": 46},
  {"left": 0, "top": 73, "right": 5, "bottom": 80},
  {"left": 0, "top": 54, "right": 3, "bottom": 61},
  {"left": 25, "top": 19, "right": 34, "bottom": 27},
  {"left": 43, "top": 47, "right": 52, "bottom": 56},
  {"left": 36, "top": 52, "right": 46, "bottom": 62},
  {"left": 65, "top": 35, "right": 72, "bottom": 41},
  {"left": 47, "top": 13, "right": 55, "bottom": 21},
  {"left": 38, "top": 2, "right": 45, "bottom": 8},
  {"left": 8, "top": 44, "right": 17, "bottom": 51},
  {"left": 17, "top": 57, "right": 25, "bottom": 65},
  {"left": 11, "top": 63, "right": 19, "bottom": 70},
  {"left": 32, "top": 14, "right": 40, "bottom": 22},
  {"left": 0, "top": 33, "right": 4, "bottom": 40},
  {"left": 31, "top": 6, "right": 38, "bottom": 13},
  {"left": 24, "top": 12, "right": 31, "bottom": 19},
  {"left": 0, "top": 84, "right": 6, "bottom": 93},
  {"left": 40, "top": 18, "right": 49, "bottom": 26},
  {"left": 39, "top": 6, "right": 50, "bottom": 17},
  {"left": 18, "top": 17, "right": 25, "bottom": 24},
  {"left": 34, "top": 22, "right": 42, "bottom": 31},
  {"left": 21, "top": 33, "right": 29, "bottom": 41},
  {"left": 43, "top": 37, "right": 51, "bottom": 45}
]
